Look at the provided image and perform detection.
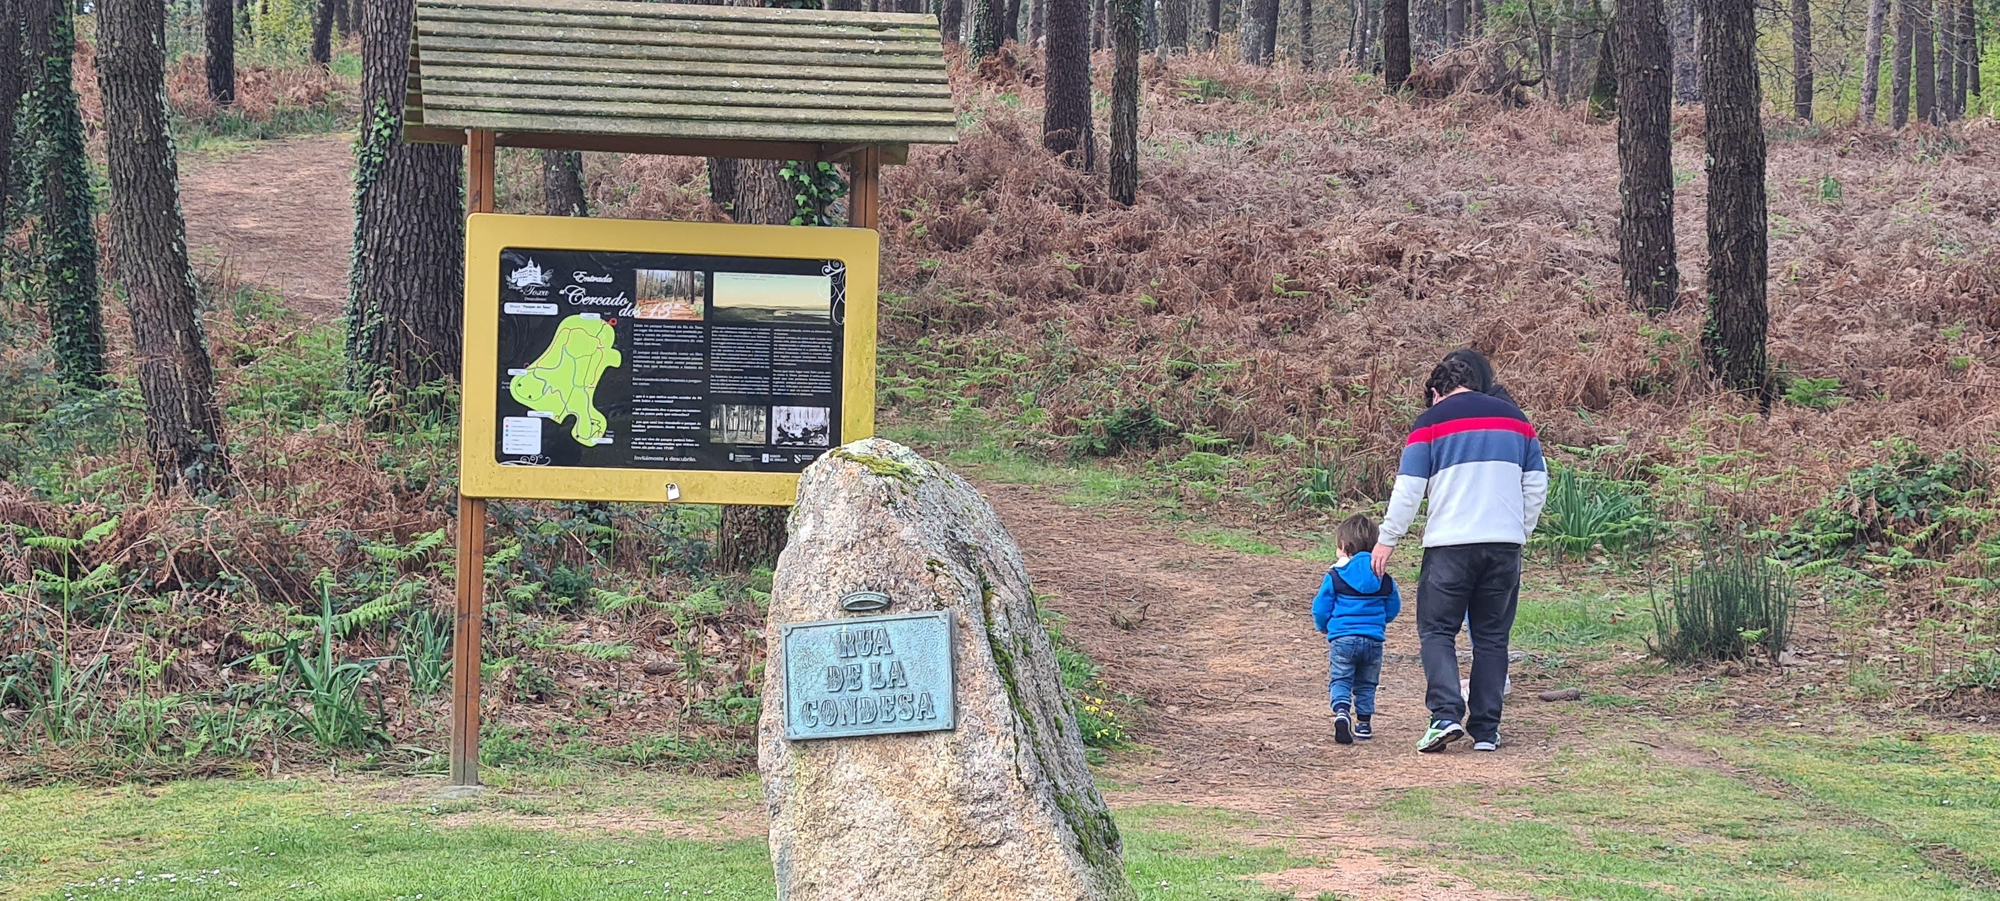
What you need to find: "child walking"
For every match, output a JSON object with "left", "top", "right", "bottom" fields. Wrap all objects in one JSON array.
[{"left": 1312, "top": 513, "right": 1403, "bottom": 745}]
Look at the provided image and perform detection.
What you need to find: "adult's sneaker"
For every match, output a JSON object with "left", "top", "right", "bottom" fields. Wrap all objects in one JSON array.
[
  {"left": 1473, "top": 738, "right": 1499, "bottom": 752},
  {"left": 1333, "top": 710, "right": 1353, "bottom": 745},
  {"left": 1417, "top": 719, "right": 1465, "bottom": 753}
]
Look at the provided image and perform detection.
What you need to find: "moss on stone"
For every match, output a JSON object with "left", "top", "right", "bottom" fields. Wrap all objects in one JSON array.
[{"left": 831, "top": 447, "right": 922, "bottom": 482}]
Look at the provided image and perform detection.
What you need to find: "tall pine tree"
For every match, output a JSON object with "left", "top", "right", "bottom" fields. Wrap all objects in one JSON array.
[
  {"left": 24, "top": 0, "right": 106, "bottom": 390},
  {"left": 1699, "top": 0, "right": 1769, "bottom": 399}
]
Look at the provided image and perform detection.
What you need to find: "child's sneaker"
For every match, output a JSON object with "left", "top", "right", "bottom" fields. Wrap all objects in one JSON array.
[
  {"left": 1353, "top": 719, "right": 1373, "bottom": 740},
  {"left": 1333, "top": 710, "right": 1353, "bottom": 745},
  {"left": 1416, "top": 719, "right": 1465, "bottom": 753}
]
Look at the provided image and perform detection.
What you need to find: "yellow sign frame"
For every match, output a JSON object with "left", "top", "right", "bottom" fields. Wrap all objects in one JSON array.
[{"left": 460, "top": 213, "right": 878, "bottom": 506}]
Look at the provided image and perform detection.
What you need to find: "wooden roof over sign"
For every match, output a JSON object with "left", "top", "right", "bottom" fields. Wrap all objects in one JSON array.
[{"left": 404, "top": 0, "right": 957, "bottom": 156}]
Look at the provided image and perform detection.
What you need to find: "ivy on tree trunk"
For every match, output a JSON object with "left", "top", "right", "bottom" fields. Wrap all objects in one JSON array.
[
  {"left": 24, "top": 0, "right": 106, "bottom": 391},
  {"left": 348, "top": 0, "right": 465, "bottom": 398},
  {"left": 100, "top": 0, "right": 232, "bottom": 492}
]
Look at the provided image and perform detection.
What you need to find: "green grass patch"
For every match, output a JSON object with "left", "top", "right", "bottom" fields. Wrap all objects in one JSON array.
[
  {"left": 0, "top": 775, "right": 1316, "bottom": 900},
  {"left": 1187, "top": 527, "right": 1282, "bottom": 556},
  {"left": 1382, "top": 738, "right": 2000, "bottom": 899},
  {"left": 1511, "top": 577, "right": 1650, "bottom": 656},
  {"left": 879, "top": 422, "right": 1156, "bottom": 508}
]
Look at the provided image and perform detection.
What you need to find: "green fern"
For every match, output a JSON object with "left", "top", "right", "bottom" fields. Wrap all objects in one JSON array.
[
  {"left": 590, "top": 586, "right": 654, "bottom": 616},
  {"left": 560, "top": 641, "right": 634, "bottom": 661},
  {"left": 359, "top": 528, "right": 448, "bottom": 566}
]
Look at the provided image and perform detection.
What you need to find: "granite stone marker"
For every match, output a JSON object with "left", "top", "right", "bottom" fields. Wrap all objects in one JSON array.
[{"left": 761, "top": 438, "right": 1137, "bottom": 901}]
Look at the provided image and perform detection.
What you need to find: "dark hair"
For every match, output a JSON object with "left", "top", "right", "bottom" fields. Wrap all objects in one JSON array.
[
  {"left": 1336, "top": 513, "right": 1379, "bottom": 556},
  {"left": 1425, "top": 359, "right": 1479, "bottom": 402},
  {"left": 1443, "top": 348, "right": 1497, "bottom": 393}
]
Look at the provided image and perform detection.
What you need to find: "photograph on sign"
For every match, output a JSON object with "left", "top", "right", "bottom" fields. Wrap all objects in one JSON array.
[
  {"left": 781, "top": 610, "right": 956, "bottom": 741},
  {"left": 495, "top": 249, "right": 845, "bottom": 475}
]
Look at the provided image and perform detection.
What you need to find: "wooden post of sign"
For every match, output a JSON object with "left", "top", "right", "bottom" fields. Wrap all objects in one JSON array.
[
  {"left": 850, "top": 146, "right": 881, "bottom": 231},
  {"left": 451, "top": 129, "right": 497, "bottom": 787}
]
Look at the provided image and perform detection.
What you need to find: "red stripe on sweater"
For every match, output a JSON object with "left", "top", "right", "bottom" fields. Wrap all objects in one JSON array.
[{"left": 1406, "top": 416, "right": 1537, "bottom": 445}]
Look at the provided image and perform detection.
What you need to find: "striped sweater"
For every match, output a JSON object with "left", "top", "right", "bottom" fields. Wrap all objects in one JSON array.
[{"left": 1379, "top": 390, "right": 1549, "bottom": 549}]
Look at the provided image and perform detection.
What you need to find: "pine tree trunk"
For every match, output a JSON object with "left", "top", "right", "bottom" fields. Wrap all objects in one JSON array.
[
  {"left": 1444, "top": 0, "right": 1462, "bottom": 45},
  {"left": 1616, "top": 0, "right": 1679, "bottom": 315},
  {"left": 1671, "top": 0, "right": 1700, "bottom": 101},
  {"left": 941, "top": 0, "right": 964, "bottom": 42},
  {"left": 1860, "top": 0, "right": 1885, "bottom": 122},
  {"left": 204, "top": 0, "right": 233, "bottom": 104},
  {"left": 0, "top": 0, "right": 21, "bottom": 229},
  {"left": 1891, "top": 0, "right": 1912, "bottom": 127},
  {"left": 1789, "top": 0, "right": 1811, "bottom": 119},
  {"left": 1030, "top": 0, "right": 1046, "bottom": 45},
  {"left": 1954, "top": 0, "right": 1972, "bottom": 113},
  {"left": 972, "top": 0, "right": 1005, "bottom": 56},
  {"left": 709, "top": 157, "right": 792, "bottom": 572},
  {"left": 1204, "top": 0, "right": 1220, "bottom": 49},
  {"left": 1006, "top": 0, "right": 1024, "bottom": 42},
  {"left": 542, "top": 150, "right": 587, "bottom": 217},
  {"left": 349, "top": 0, "right": 464, "bottom": 394},
  {"left": 1111, "top": 0, "right": 1139, "bottom": 204},
  {"left": 1093, "top": 0, "right": 1107, "bottom": 49},
  {"left": 100, "top": 0, "right": 231, "bottom": 492},
  {"left": 1382, "top": 0, "right": 1410, "bottom": 86},
  {"left": 1044, "top": 0, "right": 1095, "bottom": 169},
  {"left": 333, "top": 0, "right": 349, "bottom": 39},
  {"left": 1238, "top": 0, "right": 1267, "bottom": 62},
  {"left": 1914, "top": 0, "right": 1935, "bottom": 123},
  {"left": 1588, "top": 25, "right": 1617, "bottom": 117},
  {"left": 1164, "top": 0, "right": 1187, "bottom": 49},
  {"left": 1261, "top": 0, "right": 1276, "bottom": 58},
  {"left": 1533, "top": 0, "right": 1553, "bottom": 93},
  {"left": 1413, "top": 0, "right": 1442, "bottom": 59},
  {"left": 1935, "top": 0, "right": 1957, "bottom": 118},
  {"left": 1298, "top": 0, "right": 1312, "bottom": 65},
  {"left": 24, "top": 0, "right": 106, "bottom": 390},
  {"left": 310, "top": 0, "right": 336, "bottom": 65},
  {"left": 1698, "top": 0, "right": 1769, "bottom": 400}
]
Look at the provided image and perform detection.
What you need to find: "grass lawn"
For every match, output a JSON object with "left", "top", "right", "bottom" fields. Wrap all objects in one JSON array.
[{"left": 0, "top": 773, "right": 1311, "bottom": 901}]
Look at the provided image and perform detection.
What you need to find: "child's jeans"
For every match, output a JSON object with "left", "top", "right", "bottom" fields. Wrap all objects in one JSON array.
[{"left": 1326, "top": 635, "right": 1384, "bottom": 716}]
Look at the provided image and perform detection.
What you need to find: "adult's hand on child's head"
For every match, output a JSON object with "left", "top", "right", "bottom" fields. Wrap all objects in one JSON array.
[{"left": 1371, "top": 543, "right": 1395, "bottom": 576}]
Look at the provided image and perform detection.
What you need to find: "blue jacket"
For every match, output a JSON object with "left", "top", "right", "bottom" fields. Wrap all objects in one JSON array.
[{"left": 1311, "top": 552, "right": 1402, "bottom": 641}]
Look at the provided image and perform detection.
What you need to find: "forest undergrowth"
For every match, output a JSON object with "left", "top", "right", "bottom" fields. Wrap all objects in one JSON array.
[{"left": 2, "top": 46, "right": 1998, "bottom": 783}]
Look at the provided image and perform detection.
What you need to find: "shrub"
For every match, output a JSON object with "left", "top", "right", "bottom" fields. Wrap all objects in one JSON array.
[
  {"left": 1650, "top": 542, "right": 1796, "bottom": 664},
  {"left": 1536, "top": 463, "right": 1658, "bottom": 560},
  {"left": 1778, "top": 443, "right": 1981, "bottom": 562}
]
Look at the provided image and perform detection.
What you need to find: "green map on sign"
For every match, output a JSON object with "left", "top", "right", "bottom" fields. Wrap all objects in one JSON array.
[{"left": 509, "top": 315, "right": 621, "bottom": 447}]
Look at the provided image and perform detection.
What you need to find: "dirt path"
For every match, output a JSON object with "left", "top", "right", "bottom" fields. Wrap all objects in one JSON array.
[
  {"left": 181, "top": 134, "right": 356, "bottom": 319},
  {"left": 177, "top": 133, "right": 1528, "bottom": 899}
]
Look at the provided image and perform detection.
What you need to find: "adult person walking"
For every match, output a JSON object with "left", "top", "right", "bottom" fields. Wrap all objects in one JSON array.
[{"left": 1371, "top": 355, "right": 1547, "bottom": 753}]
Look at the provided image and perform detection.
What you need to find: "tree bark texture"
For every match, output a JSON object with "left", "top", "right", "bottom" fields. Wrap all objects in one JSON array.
[
  {"left": 1204, "top": 0, "right": 1220, "bottom": 48},
  {"left": 349, "top": 0, "right": 464, "bottom": 393},
  {"left": 1297, "top": 0, "right": 1312, "bottom": 65},
  {"left": 1934, "top": 0, "right": 1953, "bottom": 118},
  {"left": 1790, "top": 0, "right": 1811, "bottom": 119},
  {"left": 1914, "top": 0, "right": 1935, "bottom": 123},
  {"left": 1954, "top": 0, "right": 1971, "bottom": 113},
  {"left": 542, "top": 150, "right": 587, "bottom": 217},
  {"left": 1239, "top": 0, "right": 1275, "bottom": 63},
  {"left": 1111, "top": 0, "right": 1139, "bottom": 205},
  {"left": 1670, "top": 0, "right": 1700, "bottom": 101},
  {"left": 1164, "top": 0, "right": 1187, "bottom": 48},
  {"left": 940, "top": 0, "right": 964, "bottom": 42},
  {"left": 24, "top": 0, "right": 106, "bottom": 390},
  {"left": 0, "top": 0, "right": 21, "bottom": 228},
  {"left": 99, "top": 0, "right": 231, "bottom": 492},
  {"left": 310, "top": 0, "right": 336, "bottom": 65},
  {"left": 1382, "top": 0, "right": 1410, "bottom": 86},
  {"left": 1093, "top": 0, "right": 1107, "bottom": 50},
  {"left": 1444, "top": 0, "right": 1462, "bottom": 45},
  {"left": 1891, "top": 0, "right": 1912, "bottom": 127},
  {"left": 333, "top": 0, "right": 349, "bottom": 39},
  {"left": 1044, "top": 0, "right": 1095, "bottom": 170},
  {"left": 1859, "top": 0, "right": 1885, "bottom": 122},
  {"left": 1616, "top": 0, "right": 1679, "bottom": 315},
  {"left": 1005, "top": 0, "right": 1023, "bottom": 42},
  {"left": 1588, "top": 25, "right": 1616, "bottom": 117},
  {"left": 1412, "top": 0, "right": 1442, "bottom": 59},
  {"left": 1698, "top": 0, "right": 1769, "bottom": 400},
  {"left": 972, "top": 0, "right": 1005, "bottom": 56},
  {"left": 203, "top": 0, "right": 233, "bottom": 104}
]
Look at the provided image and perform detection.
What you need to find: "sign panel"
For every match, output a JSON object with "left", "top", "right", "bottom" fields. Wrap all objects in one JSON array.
[
  {"left": 781, "top": 611, "right": 956, "bottom": 741},
  {"left": 461, "top": 214, "right": 878, "bottom": 505}
]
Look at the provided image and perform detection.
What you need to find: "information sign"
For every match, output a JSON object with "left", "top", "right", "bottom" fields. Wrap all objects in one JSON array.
[{"left": 461, "top": 214, "right": 878, "bottom": 505}]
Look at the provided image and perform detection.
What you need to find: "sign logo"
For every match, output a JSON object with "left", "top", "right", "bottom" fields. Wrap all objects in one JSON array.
[{"left": 508, "top": 259, "right": 552, "bottom": 291}]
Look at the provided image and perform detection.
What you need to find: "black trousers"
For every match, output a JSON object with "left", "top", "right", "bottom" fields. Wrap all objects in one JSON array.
[{"left": 1415, "top": 542, "right": 1522, "bottom": 742}]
